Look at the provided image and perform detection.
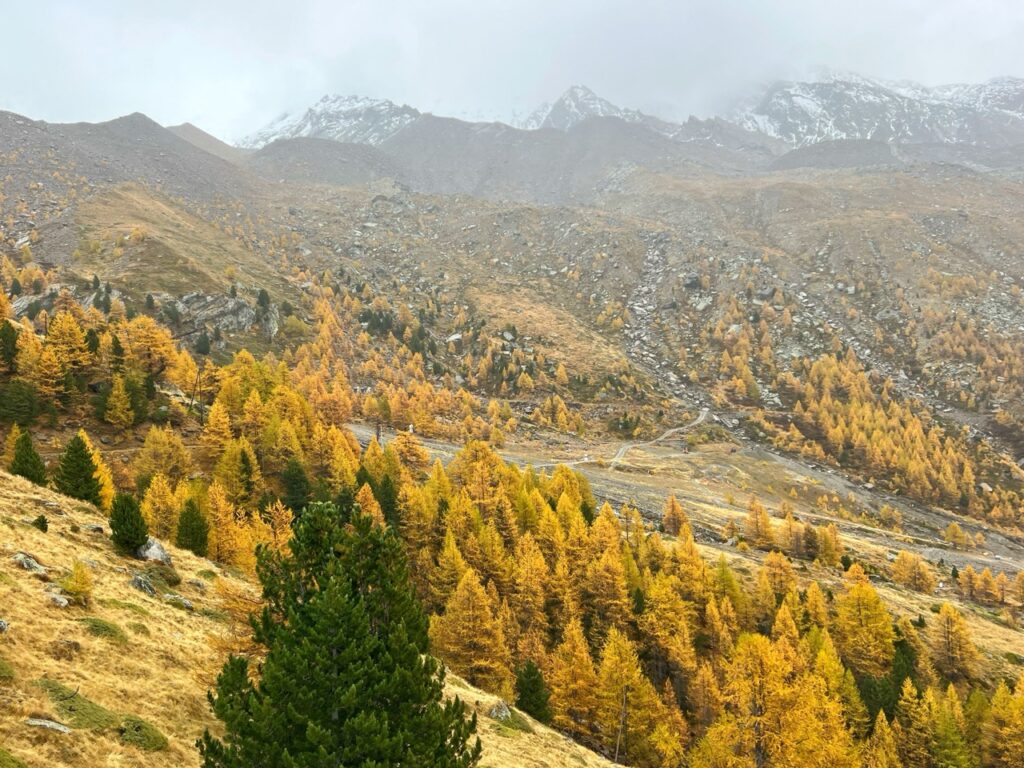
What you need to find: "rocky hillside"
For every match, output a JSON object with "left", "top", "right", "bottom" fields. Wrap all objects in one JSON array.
[
  {"left": 166, "top": 123, "right": 248, "bottom": 165},
  {"left": 0, "top": 473, "right": 614, "bottom": 768}
]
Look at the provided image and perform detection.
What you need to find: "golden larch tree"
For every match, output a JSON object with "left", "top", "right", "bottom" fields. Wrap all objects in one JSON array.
[
  {"left": 354, "top": 482, "right": 386, "bottom": 528},
  {"left": 932, "top": 602, "right": 978, "bottom": 680},
  {"left": 833, "top": 580, "right": 895, "bottom": 678},
  {"left": 141, "top": 472, "right": 178, "bottom": 540},
  {"left": 595, "top": 627, "right": 667, "bottom": 766},
  {"left": 104, "top": 374, "right": 134, "bottom": 431},
  {"left": 429, "top": 568, "right": 514, "bottom": 700},
  {"left": 78, "top": 429, "right": 114, "bottom": 512},
  {"left": 546, "top": 616, "right": 599, "bottom": 740}
]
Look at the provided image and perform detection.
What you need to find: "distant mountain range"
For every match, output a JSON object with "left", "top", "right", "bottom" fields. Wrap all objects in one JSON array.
[
  {"left": 735, "top": 72, "right": 1024, "bottom": 147},
  {"left": 238, "top": 74, "right": 1024, "bottom": 152}
]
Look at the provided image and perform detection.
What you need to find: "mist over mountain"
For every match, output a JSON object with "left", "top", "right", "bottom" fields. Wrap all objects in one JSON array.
[{"left": 241, "top": 74, "right": 1024, "bottom": 160}]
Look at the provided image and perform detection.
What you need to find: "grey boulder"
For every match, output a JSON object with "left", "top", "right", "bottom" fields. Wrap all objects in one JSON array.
[{"left": 136, "top": 537, "right": 172, "bottom": 565}]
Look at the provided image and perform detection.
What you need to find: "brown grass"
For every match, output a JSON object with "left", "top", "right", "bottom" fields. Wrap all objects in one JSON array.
[
  {"left": 467, "top": 287, "right": 628, "bottom": 382},
  {"left": 444, "top": 674, "right": 614, "bottom": 768},
  {"left": 0, "top": 472, "right": 241, "bottom": 767},
  {"left": 73, "top": 184, "right": 293, "bottom": 302}
]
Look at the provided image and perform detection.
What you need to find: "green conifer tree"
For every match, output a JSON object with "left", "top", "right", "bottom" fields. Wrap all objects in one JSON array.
[
  {"left": 10, "top": 430, "right": 46, "bottom": 485},
  {"left": 281, "top": 457, "right": 311, "bottom": 513},
  {"left": 199, "top": 501, "right": 481, "bottom": 768},
  {"left": 53, "top": 434, "right": 102, "bottom": 505},
  {"left": 0, "top": 321, "right": 19, "bottom": 371},
  {"left": 176, "top": 499, "right": 209, "bottom": 557},
  {"left": 110, "top": 493, "right": 149, "bottom": 553},
  {"left": 515, "top": 661, "right": 552, "bottom": 724}
]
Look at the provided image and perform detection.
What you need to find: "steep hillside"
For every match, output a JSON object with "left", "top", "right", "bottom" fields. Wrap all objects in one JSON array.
[
  {"left": 0, "top": 474, "right": 614, "bottom": 768},
  {"left": 0, "top": 472, "right": 241, "bottom": 768},
  {"left": 72, "top": 184, "right": 293, "bottom": 301},
  {"left": 166, "top": 124, "right": 247, "bottom": 165},
  {"left": 242, "top": 137, "right": 403, "bottom": 187}
]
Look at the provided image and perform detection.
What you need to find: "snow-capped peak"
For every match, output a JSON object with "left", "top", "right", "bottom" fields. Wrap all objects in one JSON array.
[
  {"left": 238, "top": 95, "right": 420, "bottom": 148},
  {"left": 519, "top": 85, "right": 646, "bottom": 131},
  {"left": 733, "top": 73, "right": 1024, "bottom": 147}
]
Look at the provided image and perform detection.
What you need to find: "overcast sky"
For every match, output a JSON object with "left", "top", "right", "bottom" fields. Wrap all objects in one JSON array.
[{"left": 4, "top": 0, "right": 1024, "bottom": 142}]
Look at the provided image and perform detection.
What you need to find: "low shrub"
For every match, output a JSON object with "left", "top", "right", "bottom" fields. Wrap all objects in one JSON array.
[
  {"left": 98, "top": 598, "right": 150, "bottom": 616},
  {"left": 0, "top": 656, "right": 14, "bottom": 683},
  {"left": 0, "top": 747, "right": 28, "bottom": 768},
  {"left": 37, "top": 678, "right": 119, "bottom": 730},
  {"left": 143, "top": 562, "right": 181, "bottom": 591},
  {"left": 78, "top": 617, "right": 128, "bottom": 645},
  {"left": 119, "top": 715, "right": 168, "bottom": 751}
]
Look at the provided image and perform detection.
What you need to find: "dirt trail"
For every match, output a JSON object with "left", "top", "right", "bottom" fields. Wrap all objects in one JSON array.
[{"left": 607, "top": 407, "right": 709, "bottom": 467}]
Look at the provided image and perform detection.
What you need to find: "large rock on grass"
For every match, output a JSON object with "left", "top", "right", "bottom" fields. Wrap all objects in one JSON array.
[{"left": 136, "top": 537, "right": 172, "bottom": 565}]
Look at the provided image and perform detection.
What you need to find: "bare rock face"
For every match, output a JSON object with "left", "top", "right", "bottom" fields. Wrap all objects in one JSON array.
[
  {"left": 163, "top": 593, "right": 194, "bottom": 612},
  {"left": 487, "top": 701, "right": 512, "bottom": 721},
  {"left": 26, "top": 718, "right": 71, "bottom": 734},
  {"left": 239, "top": 95, "right": 421, "bottom": 149},
  {"left": 11, "top": 553, "right": 47, "bottom": 579},
  {"left": 136, "top": 538, "right": 172, "bottom": 566},
  {"left": 129, "top": 574, "right": 156, "bottom": 596},
  {"left": 735, "top": 73, "right": 1024, "bottom": 148},
  {"left": 174, "top": 292, "right": 258, "bottom": 334}
]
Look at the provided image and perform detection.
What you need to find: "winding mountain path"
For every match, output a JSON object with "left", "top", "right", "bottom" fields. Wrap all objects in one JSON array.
[{"left": 608, "top": 407, "right": 709, "bottom": 467}]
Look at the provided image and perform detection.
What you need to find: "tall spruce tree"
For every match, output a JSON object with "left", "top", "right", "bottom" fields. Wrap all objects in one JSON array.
[
  {"left": 200, "top": 501, "right": 481, "bottom": 768},
  {"left": 176, "top": 499, "right": 209, "bottom": 557},
  {"left": 280, "top": 457, "right": 311, "bottom": 513},
  {"left": 515, "top": 661, "right": 552, "bottom": 724},
  {"left": 110, "top": 492, "right": 149, "bottom": 553},
  {"left": 10, "top": 430, "right": 46, "bottom": 485},
  {"left": 53, "top": 434, "right": 102, "bottom": 505},
  {"left": 0, "top": 321, "right": 19, "bottom": 371}
]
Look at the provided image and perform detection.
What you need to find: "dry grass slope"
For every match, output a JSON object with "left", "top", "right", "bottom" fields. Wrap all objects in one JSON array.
[{"left": 73, "top": 184, "right": 293, "bottom": 301}]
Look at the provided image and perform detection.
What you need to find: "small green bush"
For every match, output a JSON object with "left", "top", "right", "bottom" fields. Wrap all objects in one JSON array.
[
  {"left": 0, "top": 747, "right": 28, "bottom": 768},
  {"left": 119, "top": 715, "right": 168, "bottom": 751},
  {"left": 78, "top": 617, "right": 128, "bottom": 645},
  {"left": 197, "top": 569, "right": 218, "bottom": 581},
  {"left": 0, "top": 655, "right": 14, "bottom": 683},
  {"left": 98, "top": 598, "right": 150, "bottom": 616},
  {"left": 37, "top": 678, "right": 119, "bottom": 729},
  {"left": 30, "top": 514, "right": 48, "bottom": 532},
  {"left": 491, "top": 707, "right": 534, "bottom": 736},
  {"left": 127, "top": 621, "right": 150, "bottom": 636},
  {"left": 143, "top": 562, "right": 181, "bottom": 591}
]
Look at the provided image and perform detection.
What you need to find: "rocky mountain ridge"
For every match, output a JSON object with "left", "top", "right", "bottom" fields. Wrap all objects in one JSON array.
[
  {"left": 240, "top": 75, "right": 1024, "bottom": 153},
  {"left": 238, "top": 94, "right": 420, "bottom": 148},
  {"left": 734, "top": 72, "right": 1024, "bottom": 147}
]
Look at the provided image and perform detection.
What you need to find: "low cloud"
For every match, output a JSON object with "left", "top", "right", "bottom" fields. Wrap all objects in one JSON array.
[{"left": 3, "top": 0, "right": 1023, "bottom": 141}]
